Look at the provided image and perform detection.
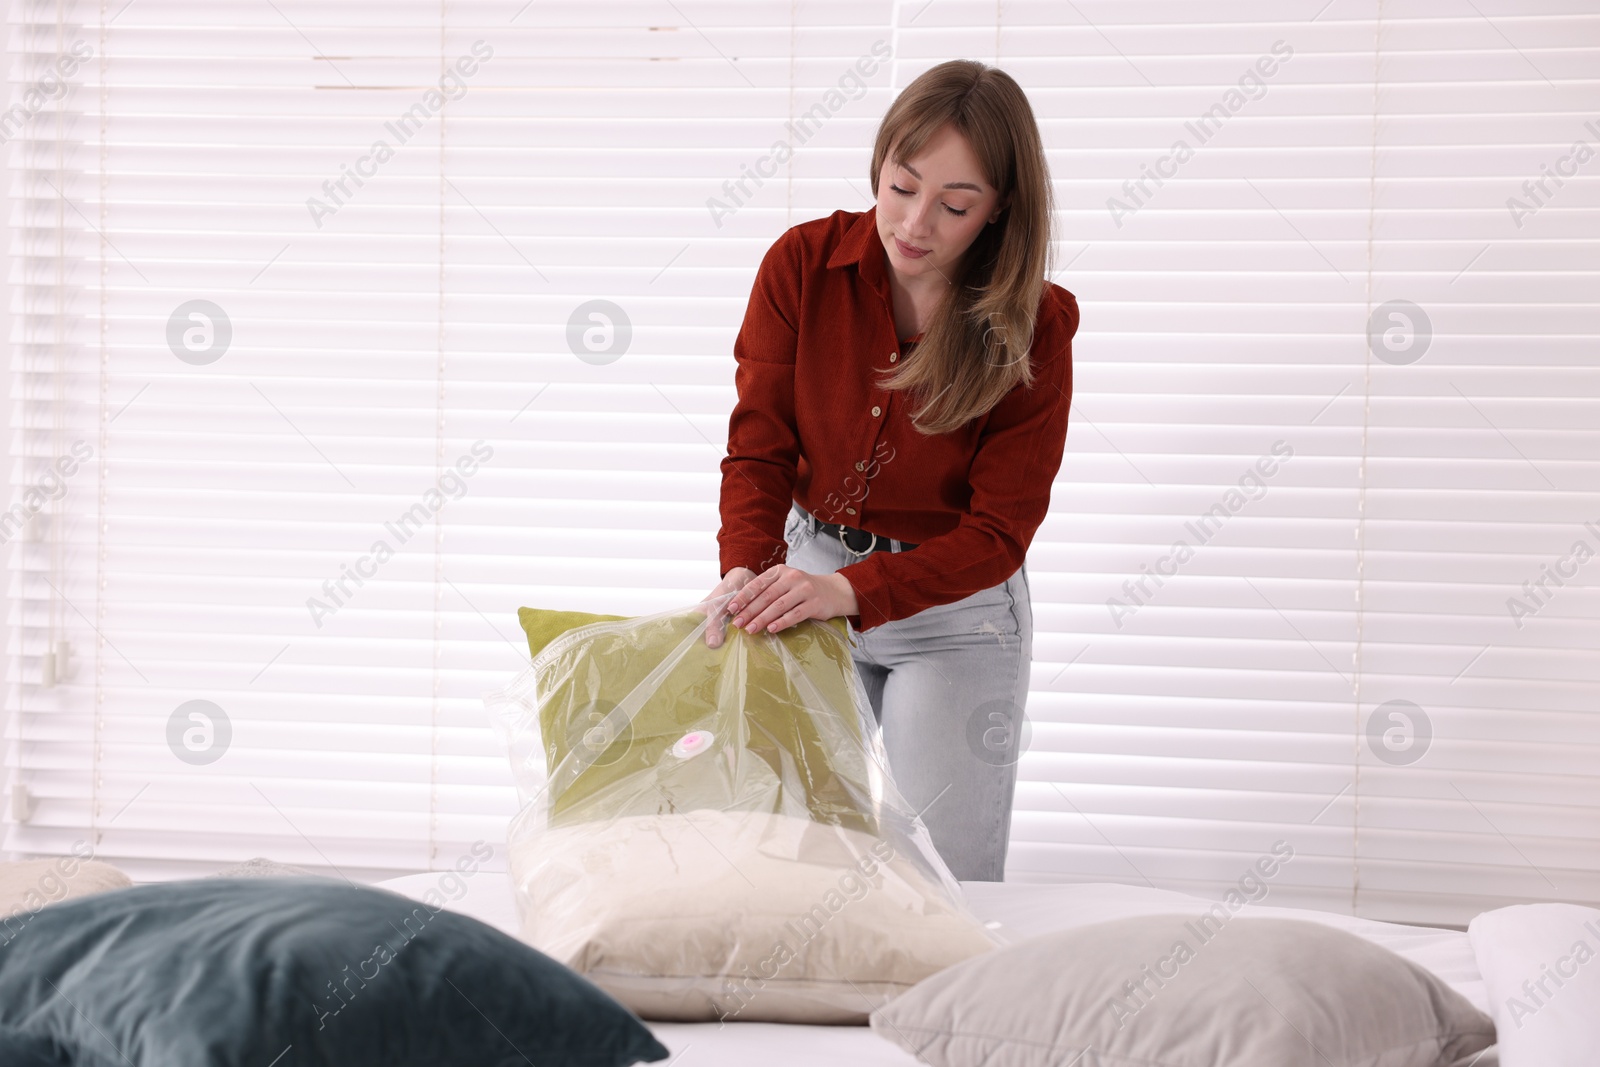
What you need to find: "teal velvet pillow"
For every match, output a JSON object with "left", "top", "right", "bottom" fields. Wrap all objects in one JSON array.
[{"left": 0, "top": 876, "right": 670, "bottom": 1067}]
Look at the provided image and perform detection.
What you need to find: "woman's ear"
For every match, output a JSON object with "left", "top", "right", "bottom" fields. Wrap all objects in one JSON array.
[{"left": 988, "top": 194, "right": 1011, "bottom": 225}]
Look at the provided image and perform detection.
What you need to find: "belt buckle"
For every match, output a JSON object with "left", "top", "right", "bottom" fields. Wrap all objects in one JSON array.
[{"left": 837, "top": 525, "right": 877, "bottom": 558}]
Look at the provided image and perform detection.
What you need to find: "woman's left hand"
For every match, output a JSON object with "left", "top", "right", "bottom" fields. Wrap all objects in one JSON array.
[{"left": 725, "top": 566, "right": 858, "bottom": 636}]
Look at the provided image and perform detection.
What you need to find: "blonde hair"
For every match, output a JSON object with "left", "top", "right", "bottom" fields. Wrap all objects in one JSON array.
[{"left": 868, "top": 59, "right": 1054, "bottom": 435}]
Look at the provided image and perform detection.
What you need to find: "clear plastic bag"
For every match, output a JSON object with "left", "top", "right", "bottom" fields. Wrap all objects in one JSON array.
[{"left": 483, "top": 593, "right": 998, "bottom": 1024}]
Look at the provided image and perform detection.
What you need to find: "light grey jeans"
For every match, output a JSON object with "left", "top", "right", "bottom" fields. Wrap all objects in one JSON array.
[{"left": 782, "top": 500, "right": 1034, "bottom": 882}]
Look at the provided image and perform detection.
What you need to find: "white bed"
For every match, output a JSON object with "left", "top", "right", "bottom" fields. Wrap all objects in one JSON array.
[{"left": 377, "top": 871, "right": 1499, "bottom": 1066}]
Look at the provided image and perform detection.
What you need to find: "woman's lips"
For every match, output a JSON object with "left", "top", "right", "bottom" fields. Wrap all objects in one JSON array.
[{"left": 894, "top": 236, "right": 931, "bottom": 259}]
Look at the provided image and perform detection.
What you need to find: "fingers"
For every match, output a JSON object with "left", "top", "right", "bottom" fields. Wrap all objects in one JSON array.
[
  {"left": 710, "top": 567, "right": 819, "bottom": 639},
  {"left": 752, "top": 603, "right": 807, "bottom": 636},
  {"left": 704, "top": 587, "right": 741, "bottom": 646},
  {"left": 747, "top": 599, "right": 789, "bottom": 634},
  {"left": 736, "top": 583, "right": 803, "bottom": 636},
  {"left": 725, "top": 571, "right": 767, "bottom": 622},
  {"left": 725, "top": 572, "right": 764, "bottom": 629},
  {"left": 701, "top": 582, "right": 741, "bottom": 646}
]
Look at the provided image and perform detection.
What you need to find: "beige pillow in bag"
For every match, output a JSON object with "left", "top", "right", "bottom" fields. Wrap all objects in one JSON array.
[{"left": 491, "top": 605, "right": 997, "bottom": 1024}]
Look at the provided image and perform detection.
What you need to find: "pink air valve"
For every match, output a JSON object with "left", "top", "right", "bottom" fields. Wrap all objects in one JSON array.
[{"left": 672, "top": 730, "right": 714, "bottom": 759}]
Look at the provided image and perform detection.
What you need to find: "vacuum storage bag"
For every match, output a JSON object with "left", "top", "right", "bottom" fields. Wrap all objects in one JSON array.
[{"left": 484, "top": 594, "right": 998, "bottom": 1024}]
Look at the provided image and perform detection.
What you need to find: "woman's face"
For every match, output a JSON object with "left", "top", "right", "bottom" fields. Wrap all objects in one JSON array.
[{"left": 875, "top": 123, "right": 1004, "bottom": 285}]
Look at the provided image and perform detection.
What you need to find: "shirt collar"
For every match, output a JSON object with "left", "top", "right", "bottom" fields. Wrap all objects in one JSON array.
[{"left": 826, "top": 205, "right": 888, "bottom": 294}]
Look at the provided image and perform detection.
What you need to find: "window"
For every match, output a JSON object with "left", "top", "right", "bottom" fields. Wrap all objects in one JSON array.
[{"left": 6, "top": 0, "right": 1596, "bottom": 924}]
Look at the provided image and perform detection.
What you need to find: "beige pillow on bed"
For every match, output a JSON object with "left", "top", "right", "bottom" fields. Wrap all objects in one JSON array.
[
  {"left": 510, "top": 807, "right": 997, "bottom": 1024},
  {"left": 1, "top": 852, "right": 131, "bottom": 928},
  {"left": 871, "top": 913, "right": 1496, "bottom": 1067}
]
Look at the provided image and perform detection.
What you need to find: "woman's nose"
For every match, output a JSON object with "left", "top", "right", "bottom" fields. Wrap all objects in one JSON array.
[{"left": 903, "top": 199, "right": 935, "bottom": 238}]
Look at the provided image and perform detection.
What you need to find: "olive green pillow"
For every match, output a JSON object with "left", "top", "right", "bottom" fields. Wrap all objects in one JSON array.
[{"left": 516, "top": 607, "right": 877, "bottom": 836}]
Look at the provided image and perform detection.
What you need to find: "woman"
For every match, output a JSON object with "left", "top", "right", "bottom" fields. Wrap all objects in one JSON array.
[{"left": 702, "top": 59, "right": 1079, "bottom": 882}]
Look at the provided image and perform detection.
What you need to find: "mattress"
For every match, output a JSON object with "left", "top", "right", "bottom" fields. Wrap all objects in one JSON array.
[{"left": 375, "top": 871, "right": 1499, "bottom": 1067}]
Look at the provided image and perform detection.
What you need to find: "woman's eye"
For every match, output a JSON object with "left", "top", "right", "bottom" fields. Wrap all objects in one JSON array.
[{"left": 889, "top": 181, "right": 968, "bottom": 216}]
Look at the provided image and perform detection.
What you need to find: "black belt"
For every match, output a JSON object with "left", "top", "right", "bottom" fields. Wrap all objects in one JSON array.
[{"left": 810, "top": 517, "right": 917, "bottom": 558}]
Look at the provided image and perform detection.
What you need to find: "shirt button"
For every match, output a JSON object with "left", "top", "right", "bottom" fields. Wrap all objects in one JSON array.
[
  {"left": 889, "top": 353, "right": 897, "bottom": 363},
  {"left": 855, "top": 461, "right": 865, "bottom": 472},
  {"left": 871, "top": 405, "right": 881, "bottom": 417},
  {"left": 845, "top": 507, "right": 856, "bottom": 515}
]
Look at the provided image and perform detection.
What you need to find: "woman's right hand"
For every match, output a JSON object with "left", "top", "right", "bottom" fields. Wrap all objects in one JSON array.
[{"left": 700, "top": 566, "right": 756, "bottom": 647}]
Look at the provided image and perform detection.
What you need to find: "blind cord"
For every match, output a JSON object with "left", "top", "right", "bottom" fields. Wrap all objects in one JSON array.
[{"left": 1351, "top": 0, "right": 1387, "bottom": 916}]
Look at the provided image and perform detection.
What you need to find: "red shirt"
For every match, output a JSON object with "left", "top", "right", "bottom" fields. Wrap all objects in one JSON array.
[{"left": 718, "top": 206, "right": 1079, "bottom": 633}]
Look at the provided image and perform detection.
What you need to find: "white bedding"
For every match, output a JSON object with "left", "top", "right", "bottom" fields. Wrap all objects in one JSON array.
[{"left": 377, "top": 871, "right": 1498, "bottom": 1067}]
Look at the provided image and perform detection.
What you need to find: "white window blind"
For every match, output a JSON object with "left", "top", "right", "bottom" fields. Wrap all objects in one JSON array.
[{"left": 4, "top": 0, "right": 1596, "bottom": 926}]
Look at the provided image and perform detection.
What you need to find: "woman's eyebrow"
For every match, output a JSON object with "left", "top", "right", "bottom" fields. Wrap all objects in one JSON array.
[{"left": 901, "top": 161, "right": 985, "bottom": 192}]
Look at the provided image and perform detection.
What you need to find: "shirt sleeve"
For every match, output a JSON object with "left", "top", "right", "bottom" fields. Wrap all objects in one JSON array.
[
  {"left": 836, "top": 288, "right": 1079, "bottom": 632},
  {"left": 717, "top": 229, "right": 804, "bottom": 580}
]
